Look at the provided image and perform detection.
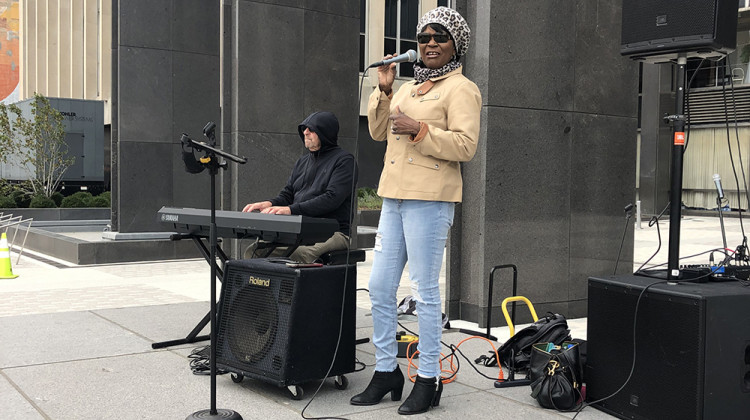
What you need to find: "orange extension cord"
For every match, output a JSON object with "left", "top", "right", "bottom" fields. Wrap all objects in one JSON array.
[{"left": 403, "top": 335, "right": 504, "bottom": 384}]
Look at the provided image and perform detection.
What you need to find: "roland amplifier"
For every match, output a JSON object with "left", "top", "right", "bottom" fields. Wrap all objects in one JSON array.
[
  {"left": 586, "top": 274, "right": 750, "bottom": 419},
  {"left": 216, "top": 258, "right": 356, "bottom": 386}
]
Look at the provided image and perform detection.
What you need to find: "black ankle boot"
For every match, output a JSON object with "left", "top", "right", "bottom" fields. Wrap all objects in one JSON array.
[
  {"left": 397, "top": 375, "right": 443, "bottom": 415},
  {"left": 350, "top": 366, "right": 405, "bottom": 406}
]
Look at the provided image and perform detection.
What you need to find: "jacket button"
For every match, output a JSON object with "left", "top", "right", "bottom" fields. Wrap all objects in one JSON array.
[
  {"left": 411, "top": 93, "right": 415, "bottom": 97},
  {"left": 408, "top": 157, "right": 413, "bottom": 162},
  {"left": 391, "top": 160, "right": 395, "bottom": 164},
  {"left": 396, "top": 136, "right": 400, "bottom": 140},
  {"left": 434, "top": 164, "right": 439, "bottom": 169}
]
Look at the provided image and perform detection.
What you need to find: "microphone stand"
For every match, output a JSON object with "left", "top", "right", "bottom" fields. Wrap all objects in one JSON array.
[
  {"left": 184, "top": 122, "right": 246, "bottom": 420},
  {"left": 716, "top": 195, "right": 728, "bottom": 252},
  {"left": 664, "top": 54, "right": 688, "bottom": 283}
]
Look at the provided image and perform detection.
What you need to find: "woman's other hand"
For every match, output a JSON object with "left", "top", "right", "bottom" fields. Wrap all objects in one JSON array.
[{"left": 389, "top": 106, "right": 420, "bottom": 136}]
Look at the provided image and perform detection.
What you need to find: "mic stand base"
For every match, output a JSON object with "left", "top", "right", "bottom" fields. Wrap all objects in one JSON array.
[{"left": 186, "top": 408, "right": 243, "bottom": 420}]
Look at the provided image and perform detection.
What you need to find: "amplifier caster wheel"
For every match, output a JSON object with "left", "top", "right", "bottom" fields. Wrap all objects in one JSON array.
[
  {"left": 230, "top": 373, "right": 244, "bottom": 383},
  {"left": 334, "top": 375, "right": 348, "bottom": 390},
  {"left": 288, "top": 384, "right": 304, "bottom": 400}
]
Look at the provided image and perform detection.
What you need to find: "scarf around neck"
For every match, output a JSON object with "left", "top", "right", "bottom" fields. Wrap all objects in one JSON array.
[{"left": 413, "top": 59, "right": 461, "bottom": 84}]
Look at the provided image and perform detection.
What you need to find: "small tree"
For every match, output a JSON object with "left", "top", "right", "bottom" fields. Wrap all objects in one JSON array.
[
  {"left": 0, "top": 102, "right": 23, "bottom": 165},
  {"left": 7, "top": 94, "right": 74, "bottom": 197}
]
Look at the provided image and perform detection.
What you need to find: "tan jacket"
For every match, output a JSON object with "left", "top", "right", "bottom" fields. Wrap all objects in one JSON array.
[{"left": 367, "top": 67, "right": 481, "bottom": 202}]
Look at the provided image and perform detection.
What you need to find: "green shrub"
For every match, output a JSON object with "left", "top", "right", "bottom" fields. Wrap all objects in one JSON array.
[
  {"left": 30, "top": 195, "right": 56, "bottom": 208},
  {"left": 357, "top": 187, "right": 382, "bottom": 209},
  {"left": 0, "top": 179, "right": 12, "bottom": 196},
  {"left": 69, "top": 191, "right": 94, "bottom": 204},
  {"left": 61, "top": 194, "right": 88, "bottom": 208},
  {"left": 11, "top": 190, "right": 31, "bottom": 208},
  {"left": 357, "top": 187, "right": 377, "bottom": 199},
  {"left": 88, "top": 196, "right": 109, "bottom": 208},
  {"left": 51, "top": 191, "right": 64, "bottom": 206},
  {"left": 0, "top": 195, "right": 16, "bottom": 208},
  {"left": 92, "top": 191, "right": 111, "bottom": 207}
]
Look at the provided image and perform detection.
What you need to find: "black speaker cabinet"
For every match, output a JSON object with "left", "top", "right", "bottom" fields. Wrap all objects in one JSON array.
[
  {"left": 621, "top": 0, "right": 737, "bottom": 62},
  {"left": 586, "top": 275, "right": 750, "bottom": 420},
  {"left": 216, "top": 258, "right": 356, "bottom": 386}
]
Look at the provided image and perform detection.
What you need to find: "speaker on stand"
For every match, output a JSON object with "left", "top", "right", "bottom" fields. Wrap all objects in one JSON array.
[
  {"left": 620, "top": 0, "right": 737, "bottom": 62},
  {"left": 585, "top": 3, "right": 747, "bottom": 419},
  {"left": 215, "top": 258, "right": 356, "bottom": 400}
]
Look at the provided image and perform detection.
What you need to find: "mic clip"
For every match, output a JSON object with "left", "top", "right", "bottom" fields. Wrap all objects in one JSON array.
[{"left": 180, "top": 133, "right": 208, "bottom": 174}]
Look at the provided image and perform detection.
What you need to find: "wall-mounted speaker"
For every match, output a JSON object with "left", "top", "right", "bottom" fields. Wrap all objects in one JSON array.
[
  {"left": 586, "top": 275, "right": 750, "bottom": 419},
  {"left": 620, "top": 0, "right": 738, "bottom": 62},
  {"left": 216, "top": 258, "right": 356, "bottom": 386}
]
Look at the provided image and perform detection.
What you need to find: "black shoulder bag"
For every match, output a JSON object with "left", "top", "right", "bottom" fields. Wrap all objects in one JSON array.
[
  {"left": 528, "top": 341, "right": 583, "bottom": 411},
  {"left": 494, "top": 312, "right": 571, "bottom": 372}
]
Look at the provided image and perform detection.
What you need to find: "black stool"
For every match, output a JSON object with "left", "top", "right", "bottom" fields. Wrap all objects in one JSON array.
[{"left": 319, "top": 249, "right": 366, "bottom": 265}]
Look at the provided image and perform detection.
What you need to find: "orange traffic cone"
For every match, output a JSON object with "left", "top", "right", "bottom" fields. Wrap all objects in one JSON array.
[{"left": 0, "top": 232, "right": 18, "bottom": 279}]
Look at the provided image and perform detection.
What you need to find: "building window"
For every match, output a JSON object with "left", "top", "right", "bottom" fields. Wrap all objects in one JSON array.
[
  {"left": 360, "top": 0, "right": 367, "bottom": 72},
  {"left": 384, "top": 0, "right": 419, "bottom": 78}
]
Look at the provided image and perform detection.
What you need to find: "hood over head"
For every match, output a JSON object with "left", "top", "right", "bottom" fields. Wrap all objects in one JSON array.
[{"left": 298, "top": 111, "right": 339, "bottom": 153}]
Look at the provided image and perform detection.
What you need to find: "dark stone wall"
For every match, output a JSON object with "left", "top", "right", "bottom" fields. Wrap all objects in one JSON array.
[
  {"left": 450, "top": 0, "right": 639, "bottom": 325},
  {"left": 356, "top": 116, "right": 387, "bottom": 189},
  {"left": 112, "top": 0, "right": 220, "bottom": 232},
  {"left": 221, "top": 0, "right": 359, "bottom": 256},
  {"left": 221, "top": 0, "right": 359, "bottom": 221},
  {"left": 112, "top": 0, "right": 357, "bottom": 236}
]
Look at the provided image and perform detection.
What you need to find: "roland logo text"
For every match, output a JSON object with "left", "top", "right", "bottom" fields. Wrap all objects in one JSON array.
[{"left": 248, "top": 276, "right": 270, "bottom": 287}]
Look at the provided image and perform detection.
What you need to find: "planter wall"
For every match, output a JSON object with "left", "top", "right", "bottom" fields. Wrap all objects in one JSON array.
[{"left": 0, "top": 208, "right": 111, "bottom": 221}]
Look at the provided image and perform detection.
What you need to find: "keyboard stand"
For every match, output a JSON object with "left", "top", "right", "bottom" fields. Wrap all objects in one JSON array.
[{"left": 151, "top": 233, "right": 229, "bottom": 349}]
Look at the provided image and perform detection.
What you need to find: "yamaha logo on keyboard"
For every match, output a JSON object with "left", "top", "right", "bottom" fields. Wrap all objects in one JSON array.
[
  {"left": 248, "top": 275, "right": 270, "bottom": 287},
  {"left": 161, "top": 214, "right": 179, "bottom": 222}
]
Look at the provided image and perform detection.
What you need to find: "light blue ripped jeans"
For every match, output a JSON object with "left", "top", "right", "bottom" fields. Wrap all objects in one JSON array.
[{"left": 369, "top": 198, "right": 455, "bottom": 378}]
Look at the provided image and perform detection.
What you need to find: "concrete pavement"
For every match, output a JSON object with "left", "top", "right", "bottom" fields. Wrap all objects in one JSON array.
[{"left": 0, "top": 214, "right": 744, "bottom": 419}]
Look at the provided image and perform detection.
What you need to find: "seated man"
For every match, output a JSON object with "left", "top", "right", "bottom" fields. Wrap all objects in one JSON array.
[{"left": 242, "top": 111, "right": 358, "bottom": 263}]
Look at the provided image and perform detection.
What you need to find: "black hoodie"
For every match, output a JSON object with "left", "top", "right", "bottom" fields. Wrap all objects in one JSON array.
[{"left": 269, "top": 111, "right": 358, "bottom": 236}]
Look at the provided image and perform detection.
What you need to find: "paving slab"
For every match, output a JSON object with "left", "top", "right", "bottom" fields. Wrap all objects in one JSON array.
[
  {"left": 0, "top": 311, "right": 152, "bottom": 368},
  {"left": 3, "top": 351, "right": 302, "bottom": 420},
  {"left": 94, "top": 302, "right": 211, "bottom": 346},
  {"left": 0, "top": 374, "right": 44, "bottom": 420}
]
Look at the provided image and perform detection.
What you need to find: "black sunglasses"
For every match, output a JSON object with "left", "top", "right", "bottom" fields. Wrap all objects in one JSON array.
[{"left": 417, "top": 32, "right": 451, "bottom": 44}]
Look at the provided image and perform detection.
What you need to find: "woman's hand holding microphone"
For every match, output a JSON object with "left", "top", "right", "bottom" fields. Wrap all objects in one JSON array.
[{"left": 378, "top": 55, "right": 420, "bottom": 137}]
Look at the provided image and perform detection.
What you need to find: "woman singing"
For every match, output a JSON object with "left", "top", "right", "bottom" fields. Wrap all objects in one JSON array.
[{"left": 350, "top": 7, "right": 481, "bottom": 416}]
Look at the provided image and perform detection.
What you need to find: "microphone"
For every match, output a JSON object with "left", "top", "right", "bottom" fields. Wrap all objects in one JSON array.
[
  {"left": 368, "top": 49, "right": 417, "bottom": 68},
  {"left": 713, "top": 174, "right": 724, "bottom": 199},
  {"left": 203, "top": 121, "right": 216, "bottom": 137}
]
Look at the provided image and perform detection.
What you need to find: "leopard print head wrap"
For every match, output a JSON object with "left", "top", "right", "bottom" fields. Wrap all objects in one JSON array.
[
  {"left": 416, "top": 7, "right": 470, "bottom": 59},
  {"left": 413, "top": 7, "right": 471, "bottom": 83}
]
